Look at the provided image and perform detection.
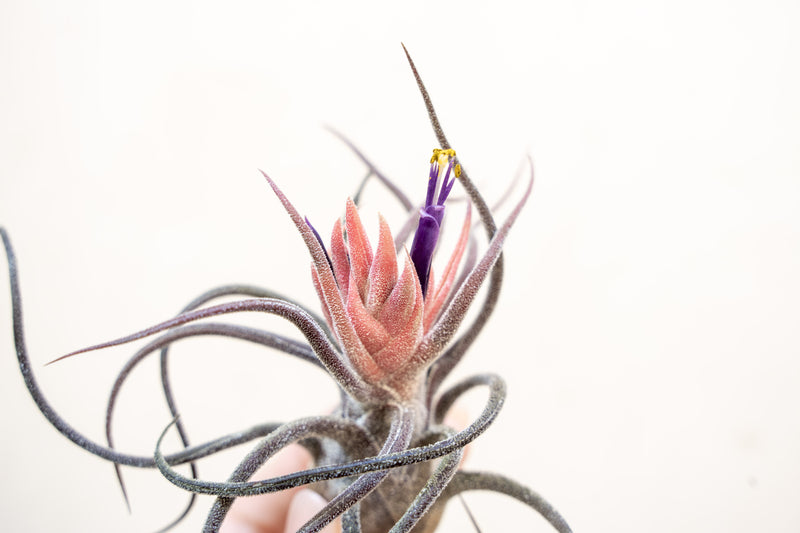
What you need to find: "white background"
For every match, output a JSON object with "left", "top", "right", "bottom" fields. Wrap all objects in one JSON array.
[{"left": 1, "top": 1, "right": 799, "bottom": 532}]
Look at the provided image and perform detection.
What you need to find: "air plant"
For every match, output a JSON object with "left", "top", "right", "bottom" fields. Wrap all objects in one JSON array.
[{"left": 2, "top": 47, "right": 572, "bottom": 532}]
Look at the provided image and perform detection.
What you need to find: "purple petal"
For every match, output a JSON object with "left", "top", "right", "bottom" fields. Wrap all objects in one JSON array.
[
  {"left": 425, "top": 161, "right": 439, "bottom": 207},
  {"left": 409, "top": 210, "right": 441, "bottom": 296},
  {"left": 436, "top": 160, "right": 457, "bottom": 206}
]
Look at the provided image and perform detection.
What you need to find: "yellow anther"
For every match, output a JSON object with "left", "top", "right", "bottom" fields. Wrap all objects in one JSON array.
[
  {"left": 430, "top": 148, "right": 457, "bottom": 163},
  {"left": 430, "top": 148, "right": 460, "bottom": 179}
]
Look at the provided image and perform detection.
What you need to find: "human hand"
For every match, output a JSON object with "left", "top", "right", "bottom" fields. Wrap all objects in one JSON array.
[
  {"left": 219, "top": 444, "right": 341, "bottom": 533},
  {"left": 219, "top": 408, "right": 467, "bottom": 533}
]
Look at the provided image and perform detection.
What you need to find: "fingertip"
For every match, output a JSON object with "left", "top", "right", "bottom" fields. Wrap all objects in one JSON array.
[
  {"left": 442, "top": 403, "right": 470, "bottom": 431},
  {"left": 283, "top": 489, "right": 342, "bottom": 533},
  {"left": 221, "top": 444, "right": 315, "bottom": 533},
  {"left": 443, "top": 403, "right": 472, "bottom": 466}
]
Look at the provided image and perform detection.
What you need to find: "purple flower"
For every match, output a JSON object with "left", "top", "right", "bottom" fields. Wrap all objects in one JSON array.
[{"left": 409, "top": 148, "right": 461, "bottom": 296}]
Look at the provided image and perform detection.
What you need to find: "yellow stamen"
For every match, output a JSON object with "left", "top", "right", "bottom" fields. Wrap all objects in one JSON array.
[
  {"left": 430, "top": 148, "right": 460, "bottom": 178},
  {"left": 430, "top": 148, "right": 456, "bottom": 163}
]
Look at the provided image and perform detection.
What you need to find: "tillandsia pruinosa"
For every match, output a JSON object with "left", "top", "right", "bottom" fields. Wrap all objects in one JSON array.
[{"left": 2, "top": 47, "right": 573, "bottom": 532}]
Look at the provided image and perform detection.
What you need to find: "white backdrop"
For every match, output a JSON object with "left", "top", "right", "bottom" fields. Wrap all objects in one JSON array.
[{"left": 1, "top": 1, "right": 799, "bottom": 532}]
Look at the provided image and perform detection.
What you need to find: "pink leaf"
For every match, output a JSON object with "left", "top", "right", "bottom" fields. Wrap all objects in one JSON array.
[{"left": 366, "top": 214, "right": 399, "bottom": 313}]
